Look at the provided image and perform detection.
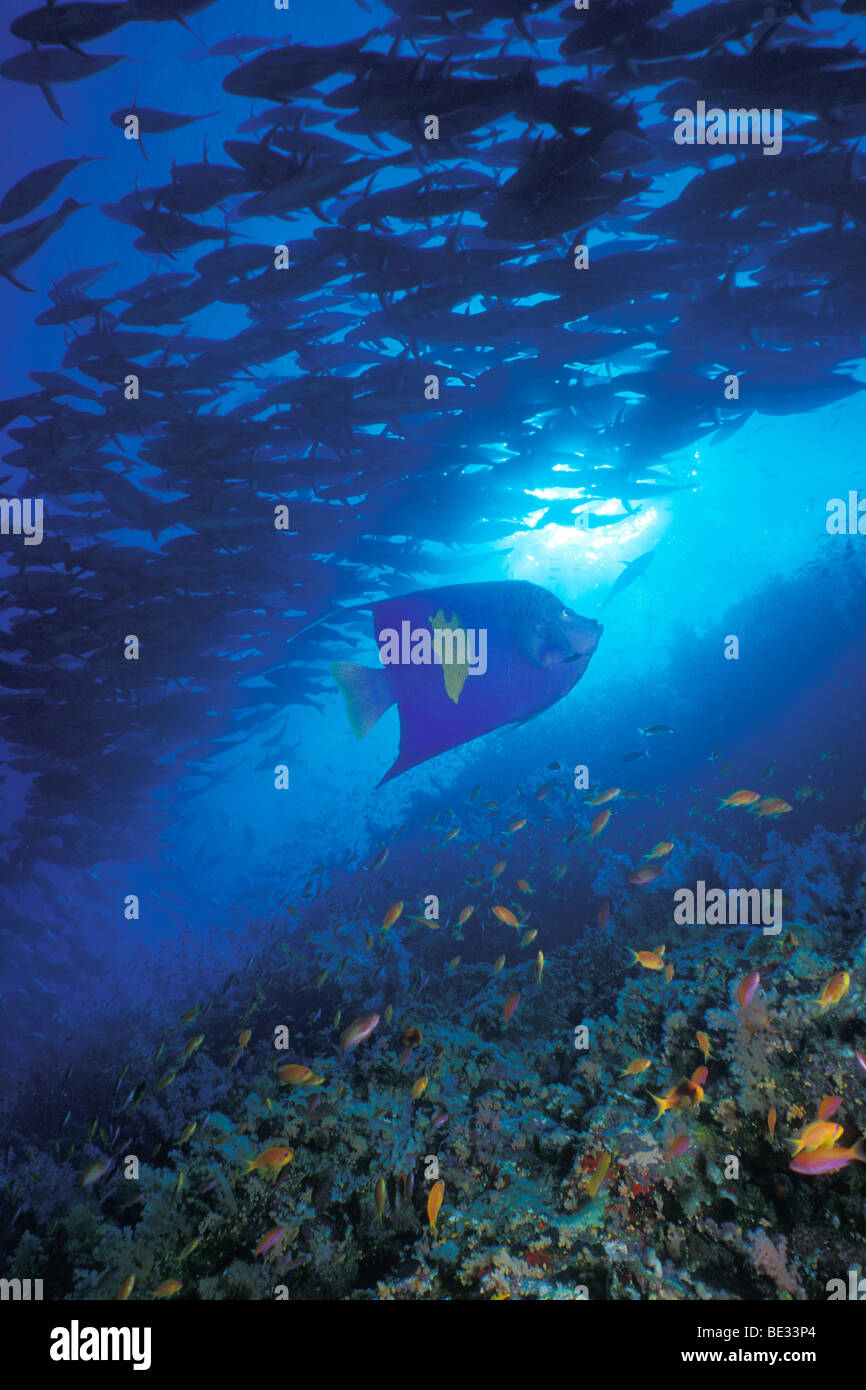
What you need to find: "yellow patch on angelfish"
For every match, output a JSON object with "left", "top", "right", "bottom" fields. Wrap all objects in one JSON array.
[{"left": 428, "top": 609, "right": 469, "bottom": 704}]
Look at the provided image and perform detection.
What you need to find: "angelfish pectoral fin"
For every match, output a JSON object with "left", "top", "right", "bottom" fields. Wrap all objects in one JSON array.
[{"left": 331, "top": 661, "right": 396, "bottom": 741}]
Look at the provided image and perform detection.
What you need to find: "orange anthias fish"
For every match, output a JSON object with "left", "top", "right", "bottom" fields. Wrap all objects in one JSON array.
[
  {"left": 696, "top": 1031, "right": 711, "bottom": 1060},
  {"left": 153, "top": 1280, "right": 182, "bottom": 1299},
  {"left": 790, "top": 1140, "right": 865, "bottom": 1175},
  {"left": 492, "top": 904, "right": 520, "bottom": 928},
  {"left": 181, "top": 1034, "right": 204, "bottom": 1062},
  {"left": 507, "top": 817, "right": 527, "bottom": 834},
  {"left": 492, "top": 954, "right": 506, "bottom": 974},
  {"left": 788, "top": 1121, "right": 844, "bottom": 1156},
  {"left": 277, "top": 1064, "right": 314, "bottom": 1086},
  {"left": 818, "top": 1095, "right": 843, "bottom": 1121},
  {"left": 753, "top": 798, "right": 793, "bottom": 818},
  {"left": 816, "top": 972, "right": 850, "bottom": 1012},
  {"left": 427, "top": 1179, "right": 445, "bottom": 1233},
  {"left": 621, "top": 1058, "right": 652, "bottom": 1077},
  {"left": 253, "top": 1225, "right": 287, "bottom": 1257},
  {"left": 458, "top": 905, "right": 474, "bottom": 926},
  {"left": 588, "top": 787, "right": 620, "bottom": 806},
  {"left": 651, "top": 1077, "right": 704, "bottom": 1119},
  {"left": 666, "top": 1134, "right": 692, "bottom": 1160},
  {"left": 589, "top": 809, "right": 611, "bottom": 839},
  {"left": 243, "top": 1146, "right": 293, "bottom": 1174},
  {"left": 382, "top": 901, "right": 403, "bottom": 930},
  {"left": 628, "top": 864, "right": 665, "bottom": 886},
  {"left": 339, "top": 1012, "right": 380, "bottom": 1053},
  {"left": 628, "top": 947, "right": 666, "bottom": 971},
  {"left": 491, "top": 860, "right": 507, "bottom": 879},
  {"left": 719, "top": 789, "right": 760, "bottom": 808},
  {"left": 374, "top": 1178, "right": 387, "bottom": 1223},
  {"left": 503, "top": 991, "right": 520, "bottom": 1023},
  {"left": 643, "top": 841, "right": 674, "bottom": 860}
]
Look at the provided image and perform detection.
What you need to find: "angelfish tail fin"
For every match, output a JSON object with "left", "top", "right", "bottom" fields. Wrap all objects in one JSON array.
[{"left": 331, "top": 661, "right": 395, "bottom": 740}]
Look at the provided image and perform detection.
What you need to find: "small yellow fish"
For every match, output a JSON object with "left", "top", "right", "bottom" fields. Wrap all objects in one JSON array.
[
  {"left": 492, "top": 953, "right": 506, "bottom": 975},
  {"left": 643, "top": 841, "right": 674, "bottom": 860},
  {"left": 411, "top": 1075, "right": 429, "bottom": 1100},
  {"left": 589, "top": 809, "right": 611, "bottom": 839},
  {"left": 179, "top": 1238, "right": 199, "bottom": 1260},
  {"left": 696, "top": 1031, "right": 711, "bottom": 1060},
  {"left": 520, "top": 928, "right": 538, "bottom": 948},
  {"left": 516, "top": 879, "right": 534, "bottom": 894},
  {"left": 374, "top": 1179, "right": 387, "bottom": 1224},
  {"left": 427, "top": 1179, "right": 444, "bottom": 1234},
  {"left": 458, "top": 905, "right": 474, "bottom": 926},
  {"left": 181, "top": 1034, "right": 204, "bottom": 1062},
  {"left": 492, "top": 904, "right": 520, "bottom": 928},
  {"left": 446, "top": 956, "right": 461, "bottom": 973},
  {"left": 534, "top": 950, "right": 544, "bottom": 985},
  {"left": 586, "top": 1151, "right": 611, "bottom": 1199},
  {"left": 507, "top": 817, "right": 527, "bottom": 834},
  {"left": 491, "top": 860, "right": 507, "bottom": 878},
  {"left": 621, "top": 1058, "right": 652, "bottom": 1077}
]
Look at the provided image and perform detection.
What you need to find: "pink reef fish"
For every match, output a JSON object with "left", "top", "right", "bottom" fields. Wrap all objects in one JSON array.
[
  {"left": 789, "top": 1141, "right": 865, "bottom": 1175},
  {"left": 339, "top": 1012, "right": 380, "bottom": 1053}
]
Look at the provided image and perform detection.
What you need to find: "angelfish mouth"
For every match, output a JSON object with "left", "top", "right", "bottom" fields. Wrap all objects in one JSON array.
[{"left": 564, "top": 623, "right": 603, "bottom": 661}]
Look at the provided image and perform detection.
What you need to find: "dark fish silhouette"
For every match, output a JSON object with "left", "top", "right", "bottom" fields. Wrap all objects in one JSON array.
[{"left": 600, "top": 551, "right": 655, "bottom": 611}]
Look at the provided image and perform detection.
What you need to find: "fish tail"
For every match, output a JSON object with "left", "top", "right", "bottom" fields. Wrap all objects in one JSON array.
[
  {"left": 330, "top": 661, "right": 395, "bottom": 740},
  {"left": 650, "top": 1093, "right": 668, "bottom": 1120},
  {"left": 851, "top": 1139, "right": 866, "bottom": 1162}
]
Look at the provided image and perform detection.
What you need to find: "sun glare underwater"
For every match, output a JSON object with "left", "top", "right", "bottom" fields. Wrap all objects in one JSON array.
[{"left": 2, "top": 0, "right": 866, "bottom": 1307}]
